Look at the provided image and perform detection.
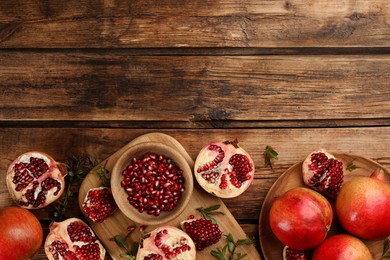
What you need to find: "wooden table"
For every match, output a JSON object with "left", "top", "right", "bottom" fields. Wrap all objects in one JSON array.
[{"left": 0, "top": 1, "right": 389, "bottom": 259}]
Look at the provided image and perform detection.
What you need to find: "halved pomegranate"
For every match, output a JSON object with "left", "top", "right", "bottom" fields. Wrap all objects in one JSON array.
[
  {"left": 44, "top": 218, "right": 106, "bottom": 260},
  {"left": 302, "top": 150, "right": 344, "bottom": 198},
  {"left": 6, "top": 151, "right": 67, "bottom": 209},
  {"left": 194, "top": 140, "right": 255, "bottom": 198},
  {"left": 283, "top": 246, "right": 311, "bottom": 260},
  {"left": 137, "top": 226, "right": 196, "bottom": 260},
  {"left": 82, "top": 187, "right": 117, "bottom": 223}
]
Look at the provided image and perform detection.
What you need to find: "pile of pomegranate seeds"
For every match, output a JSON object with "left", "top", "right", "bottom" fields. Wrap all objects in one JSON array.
[{"left": 120, "top": 152, "right": 185, "bottom": 216}]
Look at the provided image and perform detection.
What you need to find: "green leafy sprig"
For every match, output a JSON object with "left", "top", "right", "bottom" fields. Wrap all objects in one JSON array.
[
  {"left": 383, "top": 237, "right": 390, "bottom": 258},
  {"left": 110, "top": 235, "right": 139, "bottom": 259},
  {"left": 211, "top": 233, "right": 254, "bottom": 260},
  {"left": 52, "top": 155, "right": 94, "bottom": 221},
  {"left": 196, "top": 204, "right": 225, "bottom": 224},
  {"left": 264, "top": 146, "right": 278, "bottom": 171},
  {"left": 346, "top": 159, "right": 360, "bottom": 172},
  {"left": 94, "top": 160, "right": 110, "bottom": 187}
]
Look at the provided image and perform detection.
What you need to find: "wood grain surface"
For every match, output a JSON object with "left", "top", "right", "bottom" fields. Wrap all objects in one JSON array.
[
  {"left": 1, "top": 0, "right": 389, "bottom": 259},
  {"left": 0, "top": 0, "right": 389, "bottom": 48}
]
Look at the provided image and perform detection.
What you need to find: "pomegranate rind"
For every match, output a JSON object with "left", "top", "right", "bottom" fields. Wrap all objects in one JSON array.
[
  {"left": 82, "top": 187, "right": 117, "bottom": 223},
  {"left": 302, "top": 149, "right": 343, "bottom": 198},
  {"left": 335, "top": 175, "right": 390, "bottom": 240},
  {"left": 269, "top": 187, "right": 333, "bottom": 250},
  {"left": 137, "top": 226, "right": 196, "bottom": 260},
  {"left": 312, "top": 234, "right": 373, "bottom": 260},
  {"left": 6, "top": 151, "right": 67, "bottom": 209},
  {"left": 44, "top": 218, "right": 106, "bottom": 260},
  {"left": 194, "top": 141, "right": 255, "bottom": 198},
  {"left": 0, "top": 206, "right": 43, "bottom": 260}
]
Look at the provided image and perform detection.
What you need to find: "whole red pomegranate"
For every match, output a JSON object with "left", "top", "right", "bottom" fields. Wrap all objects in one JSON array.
[
  {"left": 312, "top": 234, "right": 373, "bottom": 260},
  {"left": 336, "top": 168, "right": 390, "bottom": 240},
  {"left": 44, "top": 217, "right": 106, "bottom": 259},
  {"left": 194, "top": 139, "right": 255, "bottom": 198},
  {"left": 0, "top": 206, "right": 43, "bottom": 260},
  {"left": 269, "top": 187, "right": 333, "bottom": 250},
  {"left": 6, "top": 151, "right": 67, "bottom": 209},
  {"left": 302, "top": 150, "right": 344, "bottom": 198},
  {"left": 137, "top": 226, "right": 196, "bottom": 259}
]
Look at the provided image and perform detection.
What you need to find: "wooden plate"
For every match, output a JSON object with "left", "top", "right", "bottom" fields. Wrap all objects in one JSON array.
[
  {"left": 259, "top": 153, "right": 389, "bottom": 260},
  {"left": 78, "top": 132, "right": 261, "bottom": 260}
]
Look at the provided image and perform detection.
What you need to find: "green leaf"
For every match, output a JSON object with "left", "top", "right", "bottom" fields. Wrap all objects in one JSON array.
[
  {"left": 130, "top": 241, "right": 139, "bottom": 256},
  {"left": 265, "top": 146, "right": 279, "bottom": 170},
  {"left": 383, "top": 237, "right": 390, "bottom": 258},
  {"left": 236, "top": 237, "right": 254, "bottom": 246},
  {"left": 346, "top": 160, "right": 360, "bottom": 172},
  {"left": 197, "top": 204, "right": 225, "bottom": 224},
  {"left": 110, "top": 235, "right": 130, "bottom": 252}
]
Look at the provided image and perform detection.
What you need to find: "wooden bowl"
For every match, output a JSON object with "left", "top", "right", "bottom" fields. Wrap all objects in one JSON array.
[{"left": 111, "top": 142, "right": 193, "bottom": 225}]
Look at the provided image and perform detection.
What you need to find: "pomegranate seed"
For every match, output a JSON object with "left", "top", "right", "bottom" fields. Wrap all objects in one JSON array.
[{"left": 120, "top": 153, "right": 185, "bottom": 216}]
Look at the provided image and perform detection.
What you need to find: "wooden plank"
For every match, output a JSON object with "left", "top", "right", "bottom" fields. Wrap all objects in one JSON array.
[
  {"left": 0, "top": 53, "right": 389, "bottom": 122},
  {"left": 0, "top": 0, "right": 389, "bottom": 48}
]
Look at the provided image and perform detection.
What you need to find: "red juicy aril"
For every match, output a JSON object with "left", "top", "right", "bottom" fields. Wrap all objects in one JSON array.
[
  {"left": 194, "top": 140, "right": 255, "bottom": 198},
  {"left": 283, "top": 246, "right": 312, "bottom": 260},
  {"left": 121, "top": 152, "right": 185, "bottom": 216},
  {"left": 336, "top": 168, "right": 390, "bottom": 240},
  {"left": 82, "top": 187, "right": 117, "bottom": 223},
  {"left": 44, "top": 218, "right": 106, "bottom": 260},
  {"left": 6, "top": 151, "right": 67, "bottom": 209},
  {"left": 0, "top": 206, "right": 43, "bottom": 260},
  {"left": 181, "top": 218, "right": 222, "bottom": 251},
  {"left": 302, "top": 150, "right": 344, "bottom": 198},
  {"left": 137, "top": 226, "right": 196, "bottom": 259},
  {"left": 269, "top": 187, "right": 333, "bottom": 250}
]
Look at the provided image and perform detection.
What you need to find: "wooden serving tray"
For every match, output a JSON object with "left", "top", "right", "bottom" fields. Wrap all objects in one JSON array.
[
  {"left": 78, "top": 132, "right": 261, "bottom": 260},
  {"left": 259, "top": 153, "right": 390, "bottom": 260}
]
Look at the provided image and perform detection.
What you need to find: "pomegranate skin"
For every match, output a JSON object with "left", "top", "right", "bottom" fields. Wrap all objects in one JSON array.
[
  {"left": 312, "top": 234, "right": 373, "bottom": 260},
  {"left": 335, "top": 170, "right": 390, "bottom": 240},
  {"left": 0, "top": 206, "right": 43, "bottom": 260},
  {"left": 269, "top": 187, "right": 333, "bottom": 250}
]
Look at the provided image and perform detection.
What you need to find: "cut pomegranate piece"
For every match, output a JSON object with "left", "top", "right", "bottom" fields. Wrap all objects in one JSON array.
[
  {"left": 82, "top": 187, "right": 117, "bottom": 223},
  {"left": 302, "top": 150, "right": 344, "bottom": 198},
  {"left": 44, "top": 218, "right": 106, "bottom": 260},
  {"left": 6, "top": 151, "right": 67, "bottom": 209},
  {"left": 194, "top": 140, "right": 255, "bottom": 198},
  {"left": 283, "top": 246, "right": 312, "bottom": 260},
  {"left": 136, "top": 226, "right": 196, "bottom": 260},
  {"left": 120, "top": 152, "right": 185, "bottom": 216},
  {"left": 181, "top": 218, "right": 222, "bottom": 251}
]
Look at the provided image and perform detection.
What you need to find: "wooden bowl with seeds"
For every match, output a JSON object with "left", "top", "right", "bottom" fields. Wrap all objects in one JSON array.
[{"left": 111, "top": 142, "right": 194, "bottom": 225}]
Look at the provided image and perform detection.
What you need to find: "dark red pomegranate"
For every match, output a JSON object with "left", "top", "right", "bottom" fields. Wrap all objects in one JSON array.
[
  {"left": 283, "top": 246, "right": 311, "bottom": 260},
  {"left": 44, "top": 218, "right": 106, "bottom": 260},
  {"left": 181, "top": 218, "right": 222, "bottom": 251},
  {"left": 0, "top": 206, "right": 43, "bottom": 260},
  {"left": 194, "top": 140, "right": 255, "bottom": 198},
  {"left": 336, "top": 168, "right": 390, "bottom": 240},
  {"left": 312, "top": 234, "right": 373, "bottom": 260},
  {"left": 302, "top": 150, "right": 344, "bottom": 198},
  {"left": 121, "top": 152, "right": 185, "bottom": 216},
  {"left": 136, "top": 226, "right": 196, "bottom": 259},
  {"left": 6, "top": 151, "right": 67, "bottom": 209},
  {"left": 269, "top": 187, "right": 333, "bottom": 250},
  {"left": 82, "top": 187, "right": 117, "bottom": 223}
]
